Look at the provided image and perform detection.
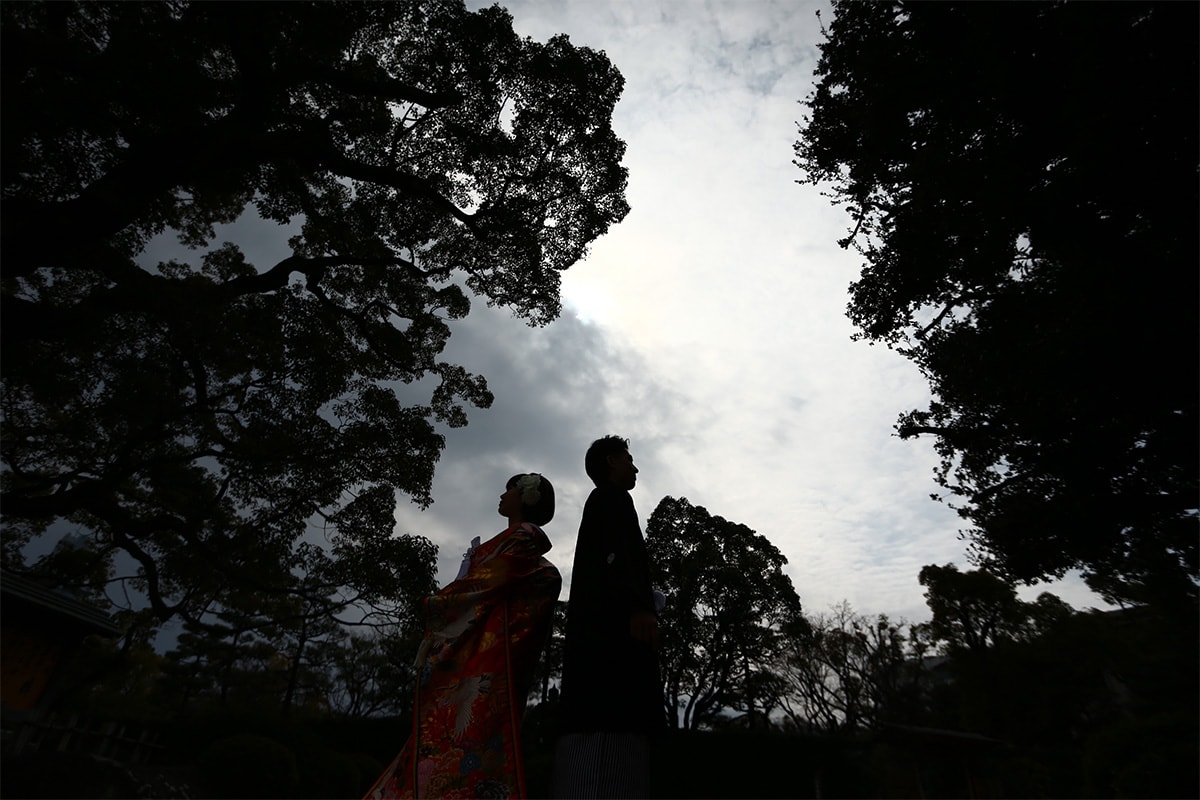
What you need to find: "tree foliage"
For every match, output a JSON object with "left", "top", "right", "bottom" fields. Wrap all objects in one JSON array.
[
  {"left": 795, "top": 1, "right": 1198, "bottom": 606},
  {"left": 158, "top": 610, "right": 422, "bottom": 719},
  {"left": 1, "top": 1, "right": 629, "bottom": 631},
  {"left": 917, "top": 563, "right": 1054, "bottom": 655},
  {"left": 527, "top": 599, "right": 566, "bottom": 706},
  {"left": 916, "top": 563, "right": 1032, "bottom": 657},
  {"left": 776, "top": 601, "right": 922, "bottom": 733},
  {"left": 324, "top": 626, "right": 423, "bottom": 719},
  {"left": 646, "top": 496, "right": 806, "bottom": 730},
  {"left": 912, "top": 583, "right": 1197, "bottom": 797}
]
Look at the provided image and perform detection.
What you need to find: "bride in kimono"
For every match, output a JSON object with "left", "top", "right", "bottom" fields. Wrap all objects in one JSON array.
[{"left": 367, "top": 473, "right": 562, "bottom": 799}]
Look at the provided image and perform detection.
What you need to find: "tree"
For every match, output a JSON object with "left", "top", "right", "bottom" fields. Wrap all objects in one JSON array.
[
  {"left": 795, "top": 1, "right": 1198, "bottom": 607},
  {"left": 325, "top": 625, "right": 423, "bottom": 718},
  {"left": 776, "top": 601, "right": 921, "bottom": 733},
  {"left": 527, "top": 599, "right": 567, "bottom": 706},
  {"left": 160, "top": 617, "right": 288, "bottom": 715},
  {"left": 913, "top": 567, "right": 1196, "bottom": 794},
  {"left": 1, "top": 1, "right": 629, "bottom": 632},
  {"left": 917, "top": 564, "right": 1032, "bottom": 655},
  {"left": 646, "top": 496, "right": 806, "bottom": 730}
]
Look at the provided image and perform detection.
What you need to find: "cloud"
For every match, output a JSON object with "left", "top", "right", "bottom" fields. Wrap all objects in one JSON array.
[
  {"left": 389, "top": 297, "right": 691, "bottom": 595},
  {"left": 126, "top": 0, "right": 1114, "bottom": 627},
  {"left": 446, "top": 0, "right": 1115, "bottom": 621}
]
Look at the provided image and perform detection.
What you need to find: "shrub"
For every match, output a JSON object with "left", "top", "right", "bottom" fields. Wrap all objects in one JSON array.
[{"left": 196, "top": 733, "right": 299, "bottom": 799}]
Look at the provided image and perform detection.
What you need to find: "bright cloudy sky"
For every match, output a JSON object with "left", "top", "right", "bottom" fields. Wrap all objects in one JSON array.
[
  {"left": 389, "top": 0, "right": 1113, "bottom": 622},
  {"left": 132, "top": 0, "right": 1110, "bottom": 626}
]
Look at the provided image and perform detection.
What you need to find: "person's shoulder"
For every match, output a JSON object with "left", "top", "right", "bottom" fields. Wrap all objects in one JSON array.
[
  {"left": 585, "top": 484, "right": 631, "bottom": 507},
  {"left": 497, "top": 522, "right": 552, "bottom": 557}
]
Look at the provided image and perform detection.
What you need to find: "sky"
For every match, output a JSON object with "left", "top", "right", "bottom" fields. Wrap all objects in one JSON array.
[
  {"left": 138, "top": 0, "right": 1112, "bottom": 627},
  {"left": 395, "top": 0, "right": 1113, "bottom": 622}
]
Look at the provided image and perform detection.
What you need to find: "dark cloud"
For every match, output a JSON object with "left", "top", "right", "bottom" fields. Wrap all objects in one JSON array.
[
  {"left": 134, "top": 206, "right": 683, "bottom": 594},
  {"left": 393, "top": 296, "right": 685, "bottom": 593}
]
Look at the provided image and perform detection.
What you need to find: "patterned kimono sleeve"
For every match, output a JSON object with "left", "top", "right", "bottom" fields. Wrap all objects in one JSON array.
[
  {"left": 365, "top": 524, "right": 560, "bottom": 800},
  {"left": 420, "top": 525, "right": 555, "bottom": 659}
]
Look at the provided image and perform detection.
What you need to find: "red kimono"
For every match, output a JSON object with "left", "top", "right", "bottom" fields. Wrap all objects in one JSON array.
[{"left": 367, "top": 523, "right": 561, "bottom": 799}]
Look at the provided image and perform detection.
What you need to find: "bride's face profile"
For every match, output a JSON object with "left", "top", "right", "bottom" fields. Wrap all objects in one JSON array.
[{"left": 498, "top": 482, "right": 524, "bottom": 520}]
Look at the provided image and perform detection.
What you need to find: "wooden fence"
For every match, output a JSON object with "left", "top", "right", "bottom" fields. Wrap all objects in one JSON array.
[{"left": 4, "top": 711, "right": 164, "bottom": 765}]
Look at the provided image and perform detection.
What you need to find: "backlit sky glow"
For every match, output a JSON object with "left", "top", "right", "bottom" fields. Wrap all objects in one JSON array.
[
  {"left": 133, "top": 0, "right": 1111, "bottom": 626},
  {"left": 398, "top": 0, "right": 1112, "bottom": 622}
]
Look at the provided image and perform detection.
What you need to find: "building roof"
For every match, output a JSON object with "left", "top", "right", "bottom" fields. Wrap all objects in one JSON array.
[
  {"left": 1, "top": 569, "right": 122, "bottom": 637},
  {"left": 876, "top": 722, "right": 1009, "bottom": 750}
]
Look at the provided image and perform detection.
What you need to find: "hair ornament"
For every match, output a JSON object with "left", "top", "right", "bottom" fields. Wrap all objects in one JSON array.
[{"left": 516, "top": 473, "right": 542, "bottom": 506}]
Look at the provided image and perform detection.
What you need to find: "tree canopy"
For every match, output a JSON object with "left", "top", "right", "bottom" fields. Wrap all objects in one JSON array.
[
  {"left": 0, "top": 0, "right": 629, "bottom": 632},
  {"left": 917, "top": 563, "right": 1072, "bottom": 655},
  {"left": 646, "top": 496, "right": 806, "bottom": 730},
  {"left": 776, "top": 601, "right": 919, "bottom": 734},
  {"left": 795, "top": 1, "right": 1198, "bottom": 607}
]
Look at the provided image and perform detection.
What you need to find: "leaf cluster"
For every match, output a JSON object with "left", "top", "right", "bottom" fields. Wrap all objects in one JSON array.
[
  {"left": 1, "top": 1, "right": 629, "bottom": 633},
  {"left": 796, "top": 1, "right": 1199, "bottom": 605},
  {"left": 647, "top": 496, "right": 807, "bottom": 730},
  {"left": 776, "top": 601, "right": 919, "bottom": 734}
]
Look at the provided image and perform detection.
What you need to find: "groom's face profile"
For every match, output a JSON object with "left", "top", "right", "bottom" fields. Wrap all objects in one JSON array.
[{"left": 607, "top": 449, "right": 638, "bottom": 490}]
